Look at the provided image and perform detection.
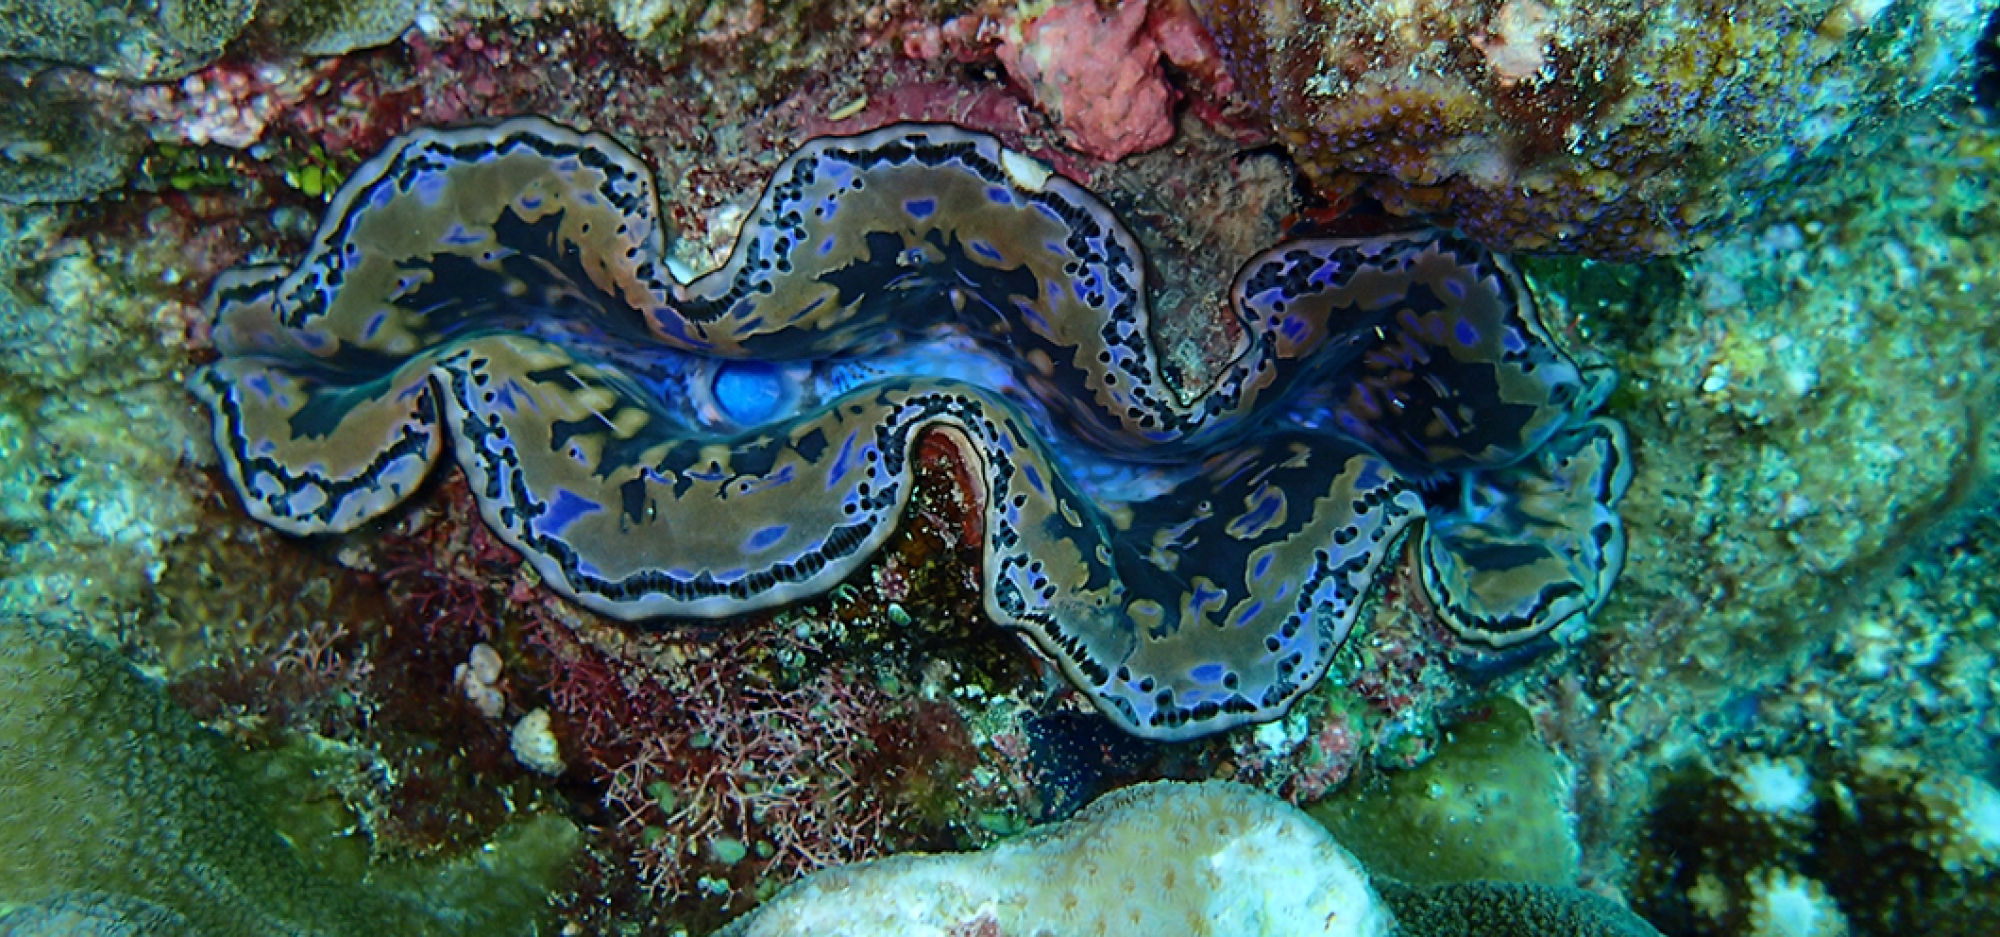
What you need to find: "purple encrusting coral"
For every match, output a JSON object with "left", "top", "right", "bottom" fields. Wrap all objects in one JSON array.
[{"left": 1, "top": 0, "right": 1998, "bottom": 935}]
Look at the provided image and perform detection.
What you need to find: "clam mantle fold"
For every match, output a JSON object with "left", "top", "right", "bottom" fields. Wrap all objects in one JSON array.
[{"left": 193, "top": 118, "right": 1630, "bottom": 741}]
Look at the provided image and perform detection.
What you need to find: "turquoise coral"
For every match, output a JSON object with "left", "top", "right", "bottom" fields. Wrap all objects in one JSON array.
[{"left": 192, "top": 117, "right": 1630, "bottom": 741}]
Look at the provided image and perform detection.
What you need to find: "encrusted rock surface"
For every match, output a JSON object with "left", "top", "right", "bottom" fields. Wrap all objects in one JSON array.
[{"left": 1192, "top": 0, "right": 1997, "bottom": 256}]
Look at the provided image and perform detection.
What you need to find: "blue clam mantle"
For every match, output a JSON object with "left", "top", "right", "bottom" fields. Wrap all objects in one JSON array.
[{"left": 193, "top": 119, "right": 1631, "bottom": 741}]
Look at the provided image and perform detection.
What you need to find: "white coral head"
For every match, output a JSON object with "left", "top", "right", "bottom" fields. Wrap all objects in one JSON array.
[
  {"left": 1744, "top": 868, "right": 1847, "bottom": 937},
  {"left": 1731, "top": 756, "right": 1816, "bottom": 818},
  {"left": 1913, "top": 769, "right": 2000, "bottom": 873}
]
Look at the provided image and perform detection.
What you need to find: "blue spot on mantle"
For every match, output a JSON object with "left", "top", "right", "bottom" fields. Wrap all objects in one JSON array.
[
  {"left": 541, "top": 489, "right": 602, "bottom": 536},
  {"left": 1455, "top": 319, "right": 1480, "bottom": 347},
  {"left": 744, "top": 524, "right": 789, "bottom": 552}
]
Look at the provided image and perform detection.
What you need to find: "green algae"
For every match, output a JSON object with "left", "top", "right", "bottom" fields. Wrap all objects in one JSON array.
[
  {"left": 1305, "top": 696, "right": 1577, "bottom": 886},
  {"left": 0, "top": 619, "right": 578, "bottom": 936}
]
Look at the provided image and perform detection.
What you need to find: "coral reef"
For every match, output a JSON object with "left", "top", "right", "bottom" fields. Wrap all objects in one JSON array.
[
  {"left": 0, "top": 200, "right": 210, "bottom": 637},
  {"left": 1191, "top": 0, "right": 1997, "bottom": 256},
  {"left": 1542, "top": 109, "right": 2000, "bottom": 892},
  {"left": 0, "top": 0, "right": 1990, "bottom": 933},
  {"left": 1629, "top": 749, "right": 2000, "bottom": 936},
  {"left": 0, "top": 618, "right": 578, "bottom": 936}
]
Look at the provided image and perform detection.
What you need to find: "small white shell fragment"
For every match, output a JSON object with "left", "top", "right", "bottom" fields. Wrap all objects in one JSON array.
[
  {"left": 454, "top": 643, "right": 507, "bottom": 720},
  {"left": 510, "top": 707, "right": 565, "bottom": 776}
]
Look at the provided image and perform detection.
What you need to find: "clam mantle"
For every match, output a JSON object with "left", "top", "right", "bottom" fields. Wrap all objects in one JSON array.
[{"left": 193, "top": 118, "right": 1629, "bottom": 740}]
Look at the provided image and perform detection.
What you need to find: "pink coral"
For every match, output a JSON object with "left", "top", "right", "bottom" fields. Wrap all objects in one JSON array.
[
  {"left": 995, "top": 0, "right": 1176, "bottom": 160},
  {"left": 128, "top": 60, "right": 331, "bottom": 148},
  {"left": 996, "top": 0, "right": 1176, "bottom": 159},
  {"left": 903, "top": 0, "right": 1244, "bottom": 160}
]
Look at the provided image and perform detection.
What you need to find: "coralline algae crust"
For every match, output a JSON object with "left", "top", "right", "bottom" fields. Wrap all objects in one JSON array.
[{"left": 193, "top": 117, "right": 1631, "bottom": 740}]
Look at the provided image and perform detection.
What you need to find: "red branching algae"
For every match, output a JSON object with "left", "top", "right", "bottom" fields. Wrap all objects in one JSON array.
[
  {"left": 370, "top": 479, "right": 524, "bottom": 643},
  {"left": 530, "top": 614, "right": 977, "bottom": 916}
]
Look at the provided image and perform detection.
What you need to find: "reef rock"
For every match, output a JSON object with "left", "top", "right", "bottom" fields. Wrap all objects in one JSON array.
[
  {"left": 0, "top": 0, "right": 255, "bottom": 80},
  {"left": 0, "top": 75, "right": 136, "bottom": 205},
  {"left": 1191, "top": 0, "right": 1997, "bottom": 257}
]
